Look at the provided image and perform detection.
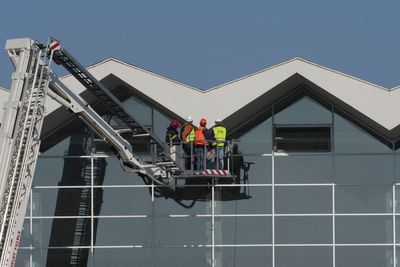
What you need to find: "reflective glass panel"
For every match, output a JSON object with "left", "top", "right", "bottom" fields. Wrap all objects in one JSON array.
[
  {"left": 154, "top": 186, "right": 211, "bottom": 215},
  {"left": 335, "top": 155, "right": 394, "bottom": 185},
  {"left": 274, "top": 96, "right": 332, "bottom": 125},
  {"left": 334, "top": 114, "right": 392, "bottom": 153},
  {"left": 154, "top": 217, "right": 211, "bottom": 245},
  {"left": 275, "top": 247, "right": 333, "bottom": 267},
  {"left": 32, "top": 188, "right": 91, "bottom": 216},
  {"left": 33, "top": 248, "right": 90, "bottom": 267},
  {"left": 40, "top": 132, "right": 92, "bottom": 157},
  {"left": 216, "top": 247, "right": 272, "bottom": 267},
  {"left": 95, "top": 218, "right": 152, "bottom": 246},
  {"left": 237, "top": 118, "right": 272, "bottom": 154},
  {"left": 15, "top": 249, "right": 30, "bottom": 267},
  {"left": 215, "top": 216, "right": 272, "bottom": 244},
  {"left": 34, "top": 157, "right": 91, "bottom": 186},
  {"left": 275, "top": 155, "right": 333, "bottom": 184},
  {"left": 275, "top": 186, "right": 332, "bottom": 214},
  {"left": 99, "top": 156, "right": 148, "bottom": 185},
  {"left": 154, "top": 248, "right": 211, "bottom": 267},
  {"left": 230, "top": 156, "right": 271, "bottom": 184},
  {"left": 20, "top": 220, "right": 30, "bottom": 248},
  {"left": 336, "top": 246, "right": 392, "bottom": 267},
  {"left": 336, "top": 186, "right": 392, "bottom": 213},
  {"left": 275, "top": 216, "right": 332, "bottom": 244},
  {"left": 153, "top": 109, "right": 171, "bottom": 142},
  {"left": 121, "top": 95, "right": 152, "bottom": 126},
  {"left": 90, "top": 248, "right": 152, "bottom": 267},
  {"left": 94, "top": 187, "right": 152, "bottom": 216},
  {"left": 32, "top": 218, "right": 91, "bottom": 247},
  {"left": 335, "top": 216, "right": 392, "bottom": 243},
  {"left": 215, "top": 186, "right": 271, "bottom": 215}
]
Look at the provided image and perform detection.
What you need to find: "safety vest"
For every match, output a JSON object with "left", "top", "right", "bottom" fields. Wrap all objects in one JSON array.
[
  {"left": 195, "top": 126, "right": 207, "bottom": 146},
  {"left": 182, "top": 124, "right": 195, "bottom": 142},
  {"left": 212, "top": 126, "right": 227, "bottom": 147}
]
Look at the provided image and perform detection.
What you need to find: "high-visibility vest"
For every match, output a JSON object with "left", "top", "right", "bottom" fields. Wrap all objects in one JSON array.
[
  {"left": 195, "top": 126, "right": 206, "bottom": 146},
  {"left": 186, "top": 128, "right": 195, "bottom": 142},
  {"left": 212, "top": 126, "right": 227, "bottom": 147}
]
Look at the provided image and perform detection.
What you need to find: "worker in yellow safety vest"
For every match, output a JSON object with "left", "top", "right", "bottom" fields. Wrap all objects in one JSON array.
[
  {"left": 180, "top": 115, "right": 197, "bottom": 169},
  {"left": 211, "top": 118, "right": 227, "bottom": 169}
]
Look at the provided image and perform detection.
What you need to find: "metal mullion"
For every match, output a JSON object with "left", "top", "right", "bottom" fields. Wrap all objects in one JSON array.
[{"left": 30, "top": 189, "right": 33, "bottom": 267}]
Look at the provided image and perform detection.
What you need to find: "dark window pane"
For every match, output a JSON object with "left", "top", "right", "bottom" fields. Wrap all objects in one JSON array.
[
  {"left": 276, "top": 247, "right": 333, "bottom": 267},
  {"left": 275, "top": 186, "right": 332, "bottom": 214},
  {"left": 335, "top": 216, "right": 392, "bottom": 244},
  {"left": 336, "top": 246, "right": 392, "bottom": 267},
  {"left": 275, "top": 216, "right": 332, "bottom": 244},
  {"left": 275, "top": 126, "right": 331, "bottom": 152},
  {"left": 215, "top": 216, "right": 272, "bottom": 244}
]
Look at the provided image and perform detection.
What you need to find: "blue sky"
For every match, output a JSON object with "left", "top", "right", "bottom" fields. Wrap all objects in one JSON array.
[{"left": 0, "top": 0, "right": 399, "bottom": 89}]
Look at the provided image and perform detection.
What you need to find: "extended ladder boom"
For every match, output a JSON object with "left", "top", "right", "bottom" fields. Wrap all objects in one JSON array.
[{"left": 0, "top": 38, "right": 183, "bottom": 267}]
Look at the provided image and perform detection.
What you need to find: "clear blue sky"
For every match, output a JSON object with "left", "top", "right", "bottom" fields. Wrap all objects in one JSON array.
[{"left": 0, "top": 0, "right": 399, "bottom": 89}]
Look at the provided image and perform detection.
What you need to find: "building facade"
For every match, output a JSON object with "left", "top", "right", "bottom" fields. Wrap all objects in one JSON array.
[{"left": 2, "top": 58, "right": 400, "bottom": 266}]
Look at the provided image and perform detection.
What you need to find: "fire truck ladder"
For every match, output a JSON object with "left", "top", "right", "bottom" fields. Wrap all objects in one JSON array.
[
  {"left": 50, "top": 45, "right": 182, "bottom": 178},
  {"left": 0, "top": 40, "right": 52, "bottom": 267}
]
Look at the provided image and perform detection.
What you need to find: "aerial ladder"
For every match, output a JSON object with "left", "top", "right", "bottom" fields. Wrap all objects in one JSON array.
[
  {"left": 0, "top": 37, "right": 235, "bottom": 266},
  {"left": 0, "top": 37, "right": 181, "bottom": 267}
]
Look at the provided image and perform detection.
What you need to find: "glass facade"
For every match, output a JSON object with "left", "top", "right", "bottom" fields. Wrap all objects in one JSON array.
[{"left": 16, "top": 94, "right": 400, "bottom": 267}]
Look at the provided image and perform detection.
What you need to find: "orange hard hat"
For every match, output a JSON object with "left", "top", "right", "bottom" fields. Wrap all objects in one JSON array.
[{"left": 200, "top": 118, "right": 207, "bottom": 126}]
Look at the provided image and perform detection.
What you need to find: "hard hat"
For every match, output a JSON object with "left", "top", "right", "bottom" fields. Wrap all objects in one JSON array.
[
  {"left": 200, "top": 118, "right": 207, "bottom": 126},
  {"left": 170, "top": 119, "right": 180, "bottom": 128},
  {"left": 215, "top": 118, "right": 222, "bottom": 123},
  {"left": 186, "top": 115, "right": 193, "bottom": 123}
]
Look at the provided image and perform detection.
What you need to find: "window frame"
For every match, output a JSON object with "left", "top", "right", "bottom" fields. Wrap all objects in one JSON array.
[{"left": 273, "top": 124, "right": 332, "bottom": 153}]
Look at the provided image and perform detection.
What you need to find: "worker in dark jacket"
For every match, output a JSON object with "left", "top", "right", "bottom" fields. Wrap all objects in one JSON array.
[
  {"left": 166, "top": 119, "right": 181, "bottom": 162},
  {"left": 166, "top": 119, "right": 181, "bottom": 145}
]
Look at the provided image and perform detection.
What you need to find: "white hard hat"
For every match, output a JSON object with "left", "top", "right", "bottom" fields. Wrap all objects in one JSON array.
[
  {"left": 215, "top": 118, "right": 222, "bottom": 123},
  {"left": 186, "top": 115, "right": 193, "bottom": 122}
]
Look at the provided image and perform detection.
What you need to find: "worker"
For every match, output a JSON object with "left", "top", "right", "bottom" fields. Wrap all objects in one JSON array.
[
  {"left": 166, "top": 119, "right": 181, "bottom": 145},
  {"left": 195, "top": 118, "right": 211, "bottom": 170},
  {"left": 180, "top": 115, "right": 197, "bottom": 169},
  {"left": 166, "top": 119, "right": 181, "bottom": 162},
  {"left": 211, "top": 118, "right": 227, "bottom": 169}
]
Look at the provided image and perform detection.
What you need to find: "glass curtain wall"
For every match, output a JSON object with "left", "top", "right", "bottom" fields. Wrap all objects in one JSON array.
[{"left": 15, "top": 94, "right": 400, "bottom": 267}]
